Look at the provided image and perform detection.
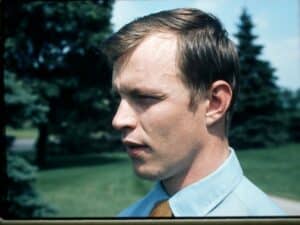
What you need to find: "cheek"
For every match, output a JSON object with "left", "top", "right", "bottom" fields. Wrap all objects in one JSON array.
[
  {"left": 141, "top": 104, "right": 204, "bottom": 149},
  {"left": 141, "top": 104, "right": 182, "bottom": 132}
]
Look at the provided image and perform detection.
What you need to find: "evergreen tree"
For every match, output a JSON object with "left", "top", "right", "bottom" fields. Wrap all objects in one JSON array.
[
  {"left": 4, "top": 70, "right": 48, "bottom": 129},
  {"left": 4, "top": 1, "right": 116, "bottom": 167},
  {"left": 5, "top": 152, "right": 56, "bottom": 218},
  {"left": 230, "top": 8, "right": 288, "bottom": 149},
  {"left": 279, "top": 88, "right": 300, "bottom": 142},
  {"left": 3, "top": 47, "right": 52, "bottom": 219}
]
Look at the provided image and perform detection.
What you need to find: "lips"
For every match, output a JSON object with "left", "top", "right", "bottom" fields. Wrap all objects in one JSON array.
[{"left": 122, "top": 140, "right": 149, "bottom": 158}]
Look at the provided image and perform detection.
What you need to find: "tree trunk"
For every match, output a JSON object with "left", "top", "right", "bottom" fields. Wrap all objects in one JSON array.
[{"left": 36, "top": 123, "right": 48, "bottom": 168}]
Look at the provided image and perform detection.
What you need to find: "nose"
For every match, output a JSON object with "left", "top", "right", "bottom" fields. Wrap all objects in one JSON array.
[{"left": 112, "top": 99, "right": 137, "bottom": 131}]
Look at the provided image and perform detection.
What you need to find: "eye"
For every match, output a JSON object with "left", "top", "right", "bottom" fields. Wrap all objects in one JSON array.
[
  {"left": 136, "top": 95, "right": 158, "bottom": 100},
  {"left": 134, "top": 94, "right": 161, "bottom": 105}
]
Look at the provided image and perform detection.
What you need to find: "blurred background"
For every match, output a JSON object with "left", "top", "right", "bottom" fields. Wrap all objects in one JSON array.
[{"left": 3, "top": 0, "right": 300, "bottom": 218}]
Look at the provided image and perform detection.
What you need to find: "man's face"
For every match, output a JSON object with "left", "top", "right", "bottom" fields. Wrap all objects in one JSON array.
[{"left": 112, "top": 33, "right": 209, "bottom": 181}]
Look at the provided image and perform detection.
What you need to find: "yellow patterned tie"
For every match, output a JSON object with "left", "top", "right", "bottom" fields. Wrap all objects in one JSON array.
[{"left": 149, "top": 200, "right": 173, "bottom": 217}]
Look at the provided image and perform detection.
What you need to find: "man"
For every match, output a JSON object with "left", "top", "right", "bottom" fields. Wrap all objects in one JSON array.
[{"left": 102, "top": 8, "right": 284, "bottom": 217}]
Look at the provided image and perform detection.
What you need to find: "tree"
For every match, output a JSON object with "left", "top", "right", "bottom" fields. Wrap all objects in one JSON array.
[
  {"left": 3, "top": 52, "right": 52, "bottom": 219},
  {"left": 230, "top": 8, "right": 288, "bottom": 149},
  {"left": 4, "top": 70, "right": 49, "bottom": 129},
  {"left": 4, "top": 1, "right": 116, "bottom": 167},
  {"left": 280, "top": 88, "right": 300, "bottom": 142},
  {"left": 5, "top": 152, "right": 56, "bottom": 218}
]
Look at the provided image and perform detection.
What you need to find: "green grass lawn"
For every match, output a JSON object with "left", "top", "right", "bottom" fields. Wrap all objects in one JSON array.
[
  {"left": 6, "top": 127, "right": 38, "bottom": 139},
  {"left": 35, "top": 143, "right": 300, "bottom": 217},
  {"left": 36, "top": 153, "right": 152, "bottom": 217},
  {"left": 236, "top": 143, "right": 300, "bottom": 201}
]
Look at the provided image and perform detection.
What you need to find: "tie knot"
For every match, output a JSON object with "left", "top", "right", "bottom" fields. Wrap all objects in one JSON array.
[{"left": 149, "top": 200, "right": 173, "bottom": 217}]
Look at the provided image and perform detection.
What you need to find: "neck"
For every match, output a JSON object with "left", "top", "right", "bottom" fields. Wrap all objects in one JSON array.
[{"left": 162, "top": 137, "right": 230, "bottom": 196}]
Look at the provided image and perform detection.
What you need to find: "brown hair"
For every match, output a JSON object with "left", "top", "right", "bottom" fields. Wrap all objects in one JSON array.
[{"left": 102, "top": 8, "right": 239, "bottom": 131}]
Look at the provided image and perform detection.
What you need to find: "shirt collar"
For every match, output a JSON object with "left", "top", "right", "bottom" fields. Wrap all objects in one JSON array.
[
  {"left": 141, "top": 148, "right": 243, "bottom": 217},
  {"left": 168, "top": 148, "right": 244, "bottom": 216}
]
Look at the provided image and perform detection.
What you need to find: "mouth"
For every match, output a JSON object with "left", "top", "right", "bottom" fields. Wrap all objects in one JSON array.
[{"left": 122, "top": 140, "right": 150, "bottom": 158}]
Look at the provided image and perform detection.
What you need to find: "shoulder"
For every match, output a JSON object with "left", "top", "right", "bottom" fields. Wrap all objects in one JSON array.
[
  {"left": 209, "top": 177, "right": 285, "bottom": 216},
  {"left": 234, "top": 177, "right": 285, "bottom": 215}
]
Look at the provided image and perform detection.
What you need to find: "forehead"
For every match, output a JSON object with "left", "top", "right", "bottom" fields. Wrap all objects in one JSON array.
[{"left": 112, "top": 33, "right": 180, "bottom": 91}]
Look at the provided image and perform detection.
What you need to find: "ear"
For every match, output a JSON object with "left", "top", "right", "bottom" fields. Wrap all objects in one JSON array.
[{"left": 205, "top": 80, "right": 232, "bottom": 126}]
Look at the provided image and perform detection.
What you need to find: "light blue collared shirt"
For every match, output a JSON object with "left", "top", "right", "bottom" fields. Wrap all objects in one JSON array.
[{"left": 118, "top": 148, "right": 285, "bottom": 217}]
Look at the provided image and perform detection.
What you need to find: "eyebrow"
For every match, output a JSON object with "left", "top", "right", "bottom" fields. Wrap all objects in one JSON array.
[{"left": 112, "top": 84, "right": 164, "bottom": 97}]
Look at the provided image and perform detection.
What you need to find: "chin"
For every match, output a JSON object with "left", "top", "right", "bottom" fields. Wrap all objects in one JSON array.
[
  {"left": 133, "top": 165, "right": 164, "bottom": 181},
  {"left": 134, "top": 169, "right": 158, "bottom": 180}
]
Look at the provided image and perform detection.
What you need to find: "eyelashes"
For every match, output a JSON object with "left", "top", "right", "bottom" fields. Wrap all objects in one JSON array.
[{"left": 114, "top": 94, "right": 164, "bottom": 109}]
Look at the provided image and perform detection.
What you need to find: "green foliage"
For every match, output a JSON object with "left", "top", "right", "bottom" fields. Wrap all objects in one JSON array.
[
  {"left": 279, "top": 88, "right": 300, "bottom": 142},
  {"left": 6, "top": 152, "right": 56, "bottom": 218},
  {"left": 4, "top": 71, "right": 49, "bottom": 128},
  {"left": 230, "top": 9, "right": 288, "bottom": 149},
  {"left": 4, "top": 1, "right": 117, "bottom": 157},
  {"left": 288, "top": 112, "right": 300, "bottom": 142}
]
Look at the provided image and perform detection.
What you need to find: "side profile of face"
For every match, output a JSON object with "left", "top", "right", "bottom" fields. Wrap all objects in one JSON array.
[{"left": 112, "top": 33, "right": 210, "bottom": 183}]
